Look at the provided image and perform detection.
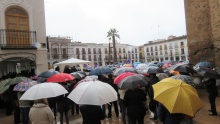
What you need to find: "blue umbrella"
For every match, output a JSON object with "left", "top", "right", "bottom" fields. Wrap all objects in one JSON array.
[
  {"left": 194, "top": 62, "right": 215, "bottom": 69},
  {"left": 89, "top": 67, "right": 112, "bottom": 76},
  {"left": 38, "top": 69, "right": 60, "bottom": 78}
]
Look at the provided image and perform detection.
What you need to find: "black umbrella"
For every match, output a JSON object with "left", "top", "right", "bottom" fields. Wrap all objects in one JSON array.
[
  {"left": 142, "top": 66, "right": 164, "bottom": 74},
  {"left": 77, "top": 71, "right": 87, "bottom": 76},
  {"left": 113, "top": 67, "right": 137, "bottom": 76},
  {"left": 38, "top": 69, "right": 60, "bottom": 78},
  {"left": 168, "top": 64, "right": 197, "bottom": 74},
  {"left": 117, "top": 74, "right": 150, "bottom": 89},
  {"left": 204, "top": 69, "right": 220, "bottom": 79},
  {"left": 70, "top": 72, "right": 85, "bottom": 80}
]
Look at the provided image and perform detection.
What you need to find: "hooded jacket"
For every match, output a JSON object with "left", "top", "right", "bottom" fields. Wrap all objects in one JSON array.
[{"left": 29, "top": 103, "right": 54, "bottom": 124}]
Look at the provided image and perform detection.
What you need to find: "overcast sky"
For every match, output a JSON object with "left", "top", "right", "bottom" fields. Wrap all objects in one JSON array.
[{"left": 44, "top": 0, "right": 186, "bottom": 46}]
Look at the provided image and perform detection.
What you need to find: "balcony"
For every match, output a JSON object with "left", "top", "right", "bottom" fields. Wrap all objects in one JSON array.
[
  {"left": 0, "top": 29, "right": 37, "bottom": 50},
  {"left": 62, "top": 55, "right": 68, "bottom": 59},
  {"left": 53, "top": 54, "right": 59, "bottom": 59}
]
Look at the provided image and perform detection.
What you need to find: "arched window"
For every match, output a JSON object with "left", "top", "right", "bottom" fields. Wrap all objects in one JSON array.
[{"left": 5, "top": 7, "right": 30, "bottom": 46}]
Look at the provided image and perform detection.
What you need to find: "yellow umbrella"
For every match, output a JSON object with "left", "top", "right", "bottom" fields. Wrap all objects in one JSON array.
[{"left": 152, "top": 78, "right": 203, "bottom": 117}]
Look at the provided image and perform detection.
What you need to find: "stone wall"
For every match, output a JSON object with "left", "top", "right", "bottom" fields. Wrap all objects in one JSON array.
[{"left": 184, "top": 0, "right": 220, "bottom": 66}]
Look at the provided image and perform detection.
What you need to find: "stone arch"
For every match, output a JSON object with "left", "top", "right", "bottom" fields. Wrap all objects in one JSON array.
[{"left": 0, "top": 1, "right": 34, "bottom": 30}]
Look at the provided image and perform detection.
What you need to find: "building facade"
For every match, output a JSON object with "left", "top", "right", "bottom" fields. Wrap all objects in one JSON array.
[
  {"left": 143, "top": 35, "right": 188, "bottom": 62},
  {"left": 47, "top": 36, "right": 140, "bottom": 68},
  {"left": 0, "top": 0, "right": 48, "bottom": 77},
  {"left": 184, "top": 0, "right": 220, "bottom": 66}
]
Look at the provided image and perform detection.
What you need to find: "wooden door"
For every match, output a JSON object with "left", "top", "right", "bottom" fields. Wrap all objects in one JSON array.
[{"left": 5, "top": 8, "right": 29, "bottom": 46}]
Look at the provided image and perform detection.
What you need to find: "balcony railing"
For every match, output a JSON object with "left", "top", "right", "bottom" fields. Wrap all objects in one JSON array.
[{"left": 0, "top": 29, "right": 37, "bottom": 49}]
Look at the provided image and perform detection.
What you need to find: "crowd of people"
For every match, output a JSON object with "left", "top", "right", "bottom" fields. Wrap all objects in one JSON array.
[{"left": 0, "top": 63, "right": 219, "bottom": 124}]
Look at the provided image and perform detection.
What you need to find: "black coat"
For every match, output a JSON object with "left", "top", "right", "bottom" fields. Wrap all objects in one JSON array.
[
  {"left": 124, "top": 89, "right": 146, "bottom": 118},
  {"left": 57, "top": 94, "right": 70, "bottom": 112},
  {"left": 158, "top": 103, "right": 183, "bottom": 124},
  {"left": 203, "top": 78, "right": 218, "bottom": 96},
  {"left": 80, "top": 105, "right": 105, "bottom": 124}
]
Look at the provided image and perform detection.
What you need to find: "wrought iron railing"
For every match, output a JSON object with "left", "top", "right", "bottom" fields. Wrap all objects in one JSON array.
[{"left": 0, "top": 29, "right": 37, "bottom": 49}]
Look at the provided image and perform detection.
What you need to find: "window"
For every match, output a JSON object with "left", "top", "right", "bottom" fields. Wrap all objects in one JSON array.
[
  {"left": 5, "top": 7, "right": 30, "bottom": 46},
  {"left": 93, "top": 48, "right": 96, "bottom": 54},
  {"left": 82, "top": 48, "right": 86, "bottom": 54},
  {"left": 88, "top": 48, "right": 91, "bottom": 54},
  {"left": 181, "top": 49, "right": 185, "bottom": 54},
  {"left": 62, "top": 48, "right": 67, "bottom": 58}
]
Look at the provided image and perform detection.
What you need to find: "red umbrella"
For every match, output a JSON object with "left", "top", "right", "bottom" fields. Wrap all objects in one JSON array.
[
  {"left": 47, "top": 73, "right": 74, "bottom": 83},
  {"left": 114, "top": 72, "right": 136, "bottom": 84}
]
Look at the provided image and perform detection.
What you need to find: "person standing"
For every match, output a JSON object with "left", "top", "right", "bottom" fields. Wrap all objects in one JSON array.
[
  {"left": 57, "top": 83, "right": 70, "bottom": 124},
  {"left": 202, "top": 77, "right": 218, "bottom": 116},
  {"left": 80, "top": 105, "right": 105, "bottom": 124},
  {"left": 17, "top": 92, "right": 32, "bottom": 124},
  {"left": 146, "top": 74, "right": 159, "bottom": 120},
  {"left": 158, "top": 103, "right": 183, "bottom": 124},
  {"left": 29, "top": 98, "right": 54, "bottom": 124},
  {"left": 124, "top": 88, "right": 146, "bottom": 124},
  {"left": 106, "top": 74, "right": 119, "bottom": 118}
]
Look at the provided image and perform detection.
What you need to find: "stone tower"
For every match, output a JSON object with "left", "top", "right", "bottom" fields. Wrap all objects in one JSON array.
[{"left": 184, "top": 0, "right": 220, "bottom": 66}]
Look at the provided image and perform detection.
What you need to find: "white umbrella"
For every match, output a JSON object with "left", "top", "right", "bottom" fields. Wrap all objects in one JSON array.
[
  {"left": 20, "top": 83, "right": 68, "bottom": 100},
  {"left": 68, "top": 80, "right": 117, "bottom": 105}
]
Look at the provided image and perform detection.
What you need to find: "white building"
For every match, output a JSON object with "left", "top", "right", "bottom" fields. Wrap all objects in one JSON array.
[
  {"left": 47, "top": 36, "right": 140, "bottom": 69},
  {"left": 0, "top": 0, "right": 48, "bottom": 77},
  {"left": 143, "top": 35, "right": 188, "bottom": 62}
]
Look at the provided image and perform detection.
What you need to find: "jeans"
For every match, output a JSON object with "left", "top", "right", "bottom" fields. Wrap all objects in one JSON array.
[
  {"left": 20, "top": 107, "right": 30, "bottom": 124},
  {"left": 60, "top": 111, "right": 69, "bottom": 124}
]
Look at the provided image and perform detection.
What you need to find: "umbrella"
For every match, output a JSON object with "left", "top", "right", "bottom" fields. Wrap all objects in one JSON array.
[
  {"left": 13, "top": 80, "right": 39, "bottom": 92},
  {"left": 68, "top": 81, "right": 117, "bottom": 105},
  {"left": 117, "top": 74, "right": 149, "bottom": 89},
  {"left": 77, "top": 71, "right": 87, "bottom": 76},
  {"left": 114, "top": 72, "right": 137, "bottom": 84},
  {"left": 47, "top": 73, "right": 74, "bottom": 82},
  {"left": 0, "top": 79, "right": 11, "bottom": 94},
  {"left": 204, "top": 69, "right": 220, "bottom": 79},
  {"left": 168, "top": 64, "right": 197, "bottom": 74},
  {"left": 142, "top": 66, "right": 164, "bottom": 74},
  {"left": 123, "top": 64, "right": 133, "bottom": 67},
  {"left": 194, "top": 61, "right": 214, "bottom": 69},
  {"left": 73, "top": 77, "right": 98, "bottom": 89},
  {"left": 70, "top": 72, "right": 85, "bottom": 80},
  {"left": 20, "top": 83, "right": 68, "bottom": 100},
  {"left": 0, "top": 85, "right": 10, "bottom": 94},
  {"left": 135, "top": 64, "right": 148, "bottom": 70},
  {"left": 156, "top": 73, "right": 169, "bottom": 80},
  {"left": 195, "top": 67, "right": 220, "bottom": 79},
  {"left": 152, "top": 78, "right": 203, "bottom": 117},
  {"left": 38, "top": 69, "right": 60, "bottom": 78},
  {"left": 6, "top": 77, "right": 29, "bottom": 86},
  {"left": 89, "top": 67, "right": 112, "bottom": 76},
  {"left": 170, "top": 75, "right": 197, "bottom": 87},
  {"left": 113, "top": 67, "right": 137, "bottom": 76}
]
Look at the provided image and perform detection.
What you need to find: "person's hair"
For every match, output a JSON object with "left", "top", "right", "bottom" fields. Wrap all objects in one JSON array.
[
  {"left": 108, "top": 74, "right": 113, "bottom": 79},
  {"left": 34, "top": 98, "right": 48, "bottom": 105}
]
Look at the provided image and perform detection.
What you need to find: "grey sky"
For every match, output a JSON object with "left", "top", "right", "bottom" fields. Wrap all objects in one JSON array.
[{"left": 44, "top": 0, "right": 186, "bottom": 46}]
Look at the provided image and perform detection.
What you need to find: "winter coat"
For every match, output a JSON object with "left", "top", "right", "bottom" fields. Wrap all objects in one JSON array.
[
  {"left": 203, "top": 78, "right": 218, "bottom": 96},
  {"left": 124, "top": 89, "right": 146, "bottom": 118},
  {"left": 29, "top": 103, "right": 54, "bottom": 124},
  {"left": 158, "top": 103, "right": 183, "bottom": 124},
  {"left": 57, "top": 94, "right": 70, "bottom": 112},
  {"left": 80, "top": 105, "right": 105, "bottom": 124}
]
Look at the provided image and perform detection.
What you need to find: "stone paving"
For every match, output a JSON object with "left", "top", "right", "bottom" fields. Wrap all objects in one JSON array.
[{"left": 1, "top": 89, "right": 220, "bottom": 124}]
